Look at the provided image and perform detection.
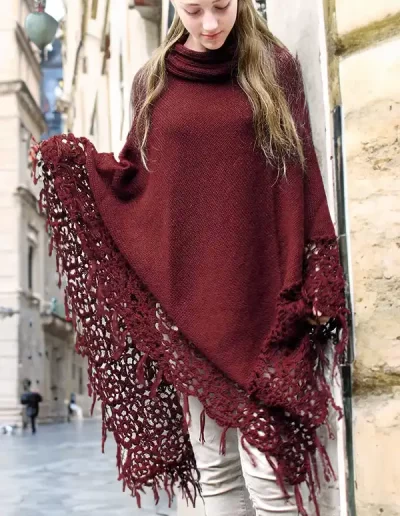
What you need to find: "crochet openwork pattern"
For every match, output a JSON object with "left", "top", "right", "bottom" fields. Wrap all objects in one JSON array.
[{"left": 32, "top": 134, "right": 347, "bottom": 516}]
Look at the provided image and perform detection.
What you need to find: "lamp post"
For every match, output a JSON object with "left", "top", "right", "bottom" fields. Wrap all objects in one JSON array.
[{"left": 25, "top": 0, "right": 59, "bottom": 50}]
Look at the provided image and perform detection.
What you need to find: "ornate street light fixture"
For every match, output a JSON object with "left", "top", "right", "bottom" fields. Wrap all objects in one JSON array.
[{"left": 25, "top": 0, "right": 59, "bottom": 50}]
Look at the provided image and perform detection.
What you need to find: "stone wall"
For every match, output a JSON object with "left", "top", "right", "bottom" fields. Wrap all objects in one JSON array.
[{"left": 332, "top": 1, "right": 400, "bottom": 514}]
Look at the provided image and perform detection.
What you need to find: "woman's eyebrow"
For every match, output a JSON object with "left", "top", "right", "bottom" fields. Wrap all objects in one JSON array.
[{"left": 182, "top": 0, "right": 223, "bottom": 6}]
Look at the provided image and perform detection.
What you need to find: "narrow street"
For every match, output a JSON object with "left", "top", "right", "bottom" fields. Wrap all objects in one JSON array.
[{"left": 1, "top": 418, "right": 177, "bottom": 516}]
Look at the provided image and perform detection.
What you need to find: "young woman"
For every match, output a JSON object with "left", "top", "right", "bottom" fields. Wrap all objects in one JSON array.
[{"left": 32, "top": 0, "right": 348, "bottom": 514}]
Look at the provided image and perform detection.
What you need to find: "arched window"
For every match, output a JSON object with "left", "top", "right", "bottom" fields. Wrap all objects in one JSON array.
[{"left": 27, "top": 226, "right": 38, "bottom": 292}]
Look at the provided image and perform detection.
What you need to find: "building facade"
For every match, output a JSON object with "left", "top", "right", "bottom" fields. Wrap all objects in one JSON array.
[
  {"left": 0, "top": 0, "right": 88, "bottom": 427},
  {"left": 329, "top": 1, "right": 400, "bottom": 515},
  {"left": 60, "top": 0, "right": 160, "bottom": 155}
]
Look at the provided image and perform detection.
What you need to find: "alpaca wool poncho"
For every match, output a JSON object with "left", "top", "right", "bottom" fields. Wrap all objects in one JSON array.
[{"left": 32, "top": 37, "right": 348, "bottom": 516}]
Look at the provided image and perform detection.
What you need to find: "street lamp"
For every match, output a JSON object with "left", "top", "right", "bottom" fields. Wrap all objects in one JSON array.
[{"left": 25, "top": 0, "right": 59, "bottom": 50}]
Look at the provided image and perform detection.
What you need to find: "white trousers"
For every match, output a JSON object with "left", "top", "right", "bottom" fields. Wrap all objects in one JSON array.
[{"left": 186, "top": 396, "right": 300, "bottom": 516}]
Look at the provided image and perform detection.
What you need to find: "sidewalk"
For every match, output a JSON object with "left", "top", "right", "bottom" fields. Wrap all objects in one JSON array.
[{"left": 0, "top": 418, "right": 175, "bottom": 516}]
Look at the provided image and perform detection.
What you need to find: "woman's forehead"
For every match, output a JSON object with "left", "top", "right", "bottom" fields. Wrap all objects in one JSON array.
[{"left": 179, "top": 0, "right": 225, "bottom": 6}]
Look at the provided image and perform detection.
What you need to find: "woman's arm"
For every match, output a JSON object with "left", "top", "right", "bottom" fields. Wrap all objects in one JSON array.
[
  {"left": 90, "top": 71, "right": 145, "bottom": 201},
  {"left": 278, "top": 49, "right": 347, "bottom": 326}
]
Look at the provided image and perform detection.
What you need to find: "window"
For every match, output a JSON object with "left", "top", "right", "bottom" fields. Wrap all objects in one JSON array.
[
  {"left": 28, "top": 244, "right": 35, "bottom": 291},
  {"left": 168, "top": 1, "right": 175, "bottom": 30},
  {"left": 90, "top": 96, "right": 98, "bottom": 136},
  {"left": 78, "top": 367, "right": 84, "bottom": 395},
  {"left": 27, "top": 227, "right": 38, "bottom": 292},
  {"left": 255, "top": 0, "right": 267, "bottom": 18},
  {"left": 20, "top": 124, "right": 31, "bottom": 183},
  {"left": 82, "top": 56, "right": 88, "bottom": 74}
]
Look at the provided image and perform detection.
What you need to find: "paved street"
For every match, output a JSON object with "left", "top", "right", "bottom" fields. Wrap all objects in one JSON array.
[{"left": 1, "top": 418, "right": 177, "bottom": 516}]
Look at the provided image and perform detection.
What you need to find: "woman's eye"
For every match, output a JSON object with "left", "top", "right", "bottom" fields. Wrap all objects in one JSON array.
[{"left": 184, "top": 3, "right": 229, "bottom": 15}]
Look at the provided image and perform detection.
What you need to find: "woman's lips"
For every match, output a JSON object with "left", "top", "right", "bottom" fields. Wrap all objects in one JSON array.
[{"left": 202, "top": 31, "right": 222, "bottom": 39}]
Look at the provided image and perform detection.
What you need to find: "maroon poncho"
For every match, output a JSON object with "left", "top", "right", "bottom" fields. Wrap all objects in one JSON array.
[{"left": 32, "top": 37, "right": 348, "bottom": 515}]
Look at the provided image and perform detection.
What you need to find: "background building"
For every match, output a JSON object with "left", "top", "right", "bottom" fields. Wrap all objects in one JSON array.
[
  {"left": 60, "top": 0, "right": 161, "bottom": 155},
  {"left": 0, "top": 0, "right": 89, "bottom": 427}
]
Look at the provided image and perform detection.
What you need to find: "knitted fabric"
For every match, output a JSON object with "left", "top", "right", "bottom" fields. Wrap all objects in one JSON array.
[{"left": 31, "top": 37, "right": 348, "bottom": 516}]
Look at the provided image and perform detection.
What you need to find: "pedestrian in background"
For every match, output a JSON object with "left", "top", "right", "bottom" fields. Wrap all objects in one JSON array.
[
  {"left": 67, "top": 392, "right": 76, "bottom": 422},
  {"left": 32, "top": 0, "right": 348, "bottom": 514},
  {"left": 21, "top": 380, "right": 43, "bottom": 435}
]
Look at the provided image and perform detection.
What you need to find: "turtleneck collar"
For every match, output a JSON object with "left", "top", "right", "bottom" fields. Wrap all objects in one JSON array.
[{"left": 166, "top": 32, "right": 238, "bottom": 82}]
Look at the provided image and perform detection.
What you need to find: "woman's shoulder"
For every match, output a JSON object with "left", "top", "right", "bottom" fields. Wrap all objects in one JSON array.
[
  {"left": 267, "top": 41, "right": 304, "bottom": 101},
  {"left": 130, "top": 66, "right": 148, "bottom": 109},
  {"left": 132, "top": 67, "right": 146, "bottom": 95},
  {"left": 270, "top": 42, "right": 301, "bottom": 86}
]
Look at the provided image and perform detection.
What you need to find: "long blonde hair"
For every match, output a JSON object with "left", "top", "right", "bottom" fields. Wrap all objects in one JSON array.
[{"left": 134, "top": 0, "right": 305, "bottom": 172}]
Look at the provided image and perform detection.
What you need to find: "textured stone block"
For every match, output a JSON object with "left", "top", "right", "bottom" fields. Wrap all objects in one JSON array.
[
  {"left": 336, "top": 0, "right": 400, "bottom": 35},
  {"left": 354, "top": 393, "right": 400, "bottom": 515}
]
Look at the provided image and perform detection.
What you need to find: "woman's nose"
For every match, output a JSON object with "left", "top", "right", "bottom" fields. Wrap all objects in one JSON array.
[{"left": 202, "top": 13, "right": 218, "bottom": 32}]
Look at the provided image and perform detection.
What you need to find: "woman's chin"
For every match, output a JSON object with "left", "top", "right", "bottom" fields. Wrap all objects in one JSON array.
[{"left": 201, "top": 35, "right": 226, "bottom": 51}]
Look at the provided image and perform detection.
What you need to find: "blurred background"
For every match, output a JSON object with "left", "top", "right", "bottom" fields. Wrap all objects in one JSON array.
[{"left": 0, "top": 1, "right": 399, "bottom": 515}]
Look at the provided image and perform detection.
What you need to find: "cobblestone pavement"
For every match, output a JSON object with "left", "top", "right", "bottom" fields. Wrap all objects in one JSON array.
[{"left": 1, "top": 418, "right": 177, "bottom": 516}]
